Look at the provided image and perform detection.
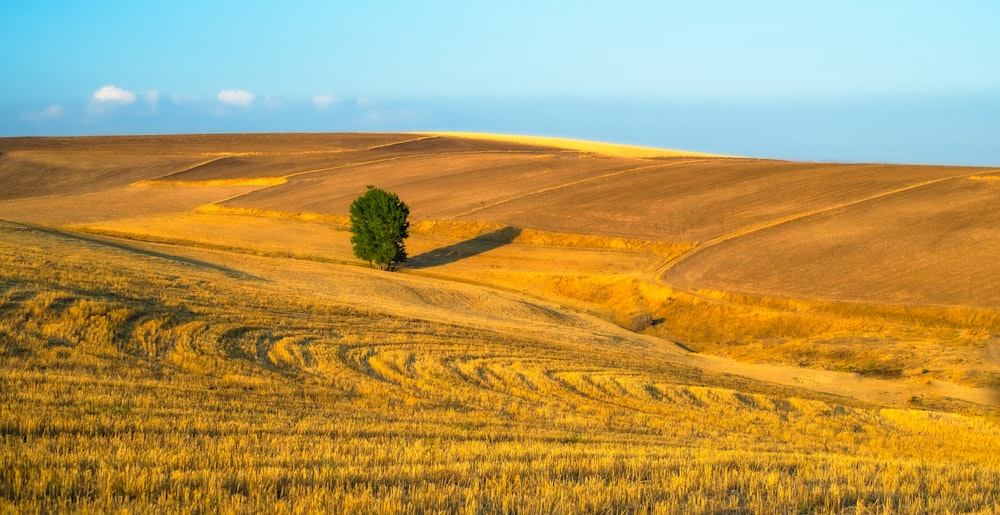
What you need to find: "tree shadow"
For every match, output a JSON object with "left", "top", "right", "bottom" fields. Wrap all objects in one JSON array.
[{"left": 406, "top": 226, "right": 522, "bottom": 269}]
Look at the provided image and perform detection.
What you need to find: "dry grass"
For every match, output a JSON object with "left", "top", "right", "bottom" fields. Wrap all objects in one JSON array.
[
  {"left": 4, "top": 221, "right": 1000, "bottom": 513},
  {"left": 2, "top": 133, "right": 1000, "bottom": 511},
  {"left": 2, "top": 133, "right": 994, "bottom": 389},
  {"left": 75, "top": 204, "right": 1000, "bottom": 394},
  {"left": 441, "top": 270, "right": 1000, "bottom": 389}
]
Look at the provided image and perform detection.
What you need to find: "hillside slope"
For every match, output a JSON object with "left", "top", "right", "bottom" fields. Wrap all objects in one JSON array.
[
  {"left": 7, "top": 132, "right": 993, "bottom": 307},
  {"left": 4, "top": 217, "right": 1000, "bottom": 512},
  {"left": 3, "top": 133, "right": 1000, "bottom": 511},
  {"left": 2, "top": 133, "right": 999, "bottom": 383}
]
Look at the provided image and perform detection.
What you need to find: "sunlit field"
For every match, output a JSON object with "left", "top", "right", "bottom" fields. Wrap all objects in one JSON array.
[
  {"left": 2, "top": 133, "right": 1000, "bottom": 512},
  {"left": 426, "top": 132, "right": 729, "bottom": 159}
]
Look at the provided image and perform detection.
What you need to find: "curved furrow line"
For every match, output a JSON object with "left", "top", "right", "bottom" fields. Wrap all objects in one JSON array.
[
  {"left": 667, "top": 385, "right": 711, "bottom": 409},
  {"left": 577, "top": 373, "right": 625, "bottom": 400},
  {"left": 470, "top": 359, "right": 560, "bottom": 405},
  {"left": 362, "top": 135, "right": 441, "bottom": 151},
  {"left": 516, "top": 371, "right": 539, "bottom": 392},
  {"left": 540, "top": 369, "right": 618, "bottom": 407},
  {"left": 424, "top": 356, "right": 559, "bottom": 414},
  {"left": 605, "top": 376, "right": 635, "bottom": 398},
  {"left": 346, "top": 344, "right": 485, "bottom": 389},
  {"left": 446, "top": 356, "right": 529, "bottom": 393},
  {"left": 365, "top": 348, "right": 424, "bottom": 385},
  {"left": 334, "top": 345, "right": 402, "bottom": 386},
  {"left": 209, "top": 147, "right": 592, "bottom": 209},
  {"left": 538, "top": 369, "right": 730, "bottom": 418},
  {"left": 552, "top": 370, "right": 665, "bottom": 413},
  {"left": 439, "top": 355, "right": 495, "bottom": 392},
  {"left": 317, "top": 334, "right": 805, "bottom": 421},
  {"left": 587, "top": 374, "right": 770, "bottom": 415},
  {"left": 449, "top": 160, "right": 704, "bottom": 220},
  {"left": 582, "top": 373, "right": 658, "bottom": 404},
  {"left": 427, "top": 354, "right": 589, "bottom": 409},
  {"left": 656, "top": 170, "right": 993, "bottom": 278},
  {"left": 603, "top": 377, "right": 714, "bottom": 413},
  {"left": 322, "top": 343, "right": 515, "bottom": 405},
  {"left": 138, "top": 155, "right": 235, "bottom": 183},
  {"left": 206, "top": 155, "right": 418, "bottom": 207}
]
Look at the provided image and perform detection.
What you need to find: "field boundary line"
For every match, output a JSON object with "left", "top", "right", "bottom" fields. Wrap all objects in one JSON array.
[
  {"left": 205, "top": 156, "right": 418, "bottom": 206},
  {"left": 363, "top": 135, "right": 440, "bottom": 150},
  {"left": 133, "top": 155, "right": 233, "bottom": 184},
  {"left": 656, "top": 169, "right": 998, "bottom": 278},
  {"left": 206, "top": 150, "right": 623, "bottom": 207},
  {"left": 130, "top": 138, "right": 436, "bottom": 188},
  {"left": 450, "top": 160, "right": 705, "bottom": 220}
]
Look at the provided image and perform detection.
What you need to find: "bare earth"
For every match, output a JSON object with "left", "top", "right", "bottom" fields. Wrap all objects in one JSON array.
[{"left": 2, "top": 132, "right": 998, "bottom": 409}]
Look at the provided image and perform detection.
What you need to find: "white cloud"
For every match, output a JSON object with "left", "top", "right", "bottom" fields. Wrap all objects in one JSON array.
[
  {"left": 170, "top": 93, "right": 201, "bottom": 105},
  {"left": 356, "top": 96, "right": 375, "bottom": 108},
  {"left": 218, "top": 89, "right": 255, "bottom": 107},
  {"left": 142, "top": 90, "right": 159, "bottom": 106},
  {"left": 312, "top": 93, "right": 338, "bottom": 109},
  {"left": 262, "top": 95, "right": 283, "bottom": 109},
  {"left": 361, "top": 106, "right": 421, "bottom": 126},
  {"left": 92, "top": 85, "right": 136, "bottom": 104},
  {"left": 44, "top": 104, "right": 65, "bottom": 118},
  {"left": 23, "top": 104, "right": 66, "bottom": 122}
]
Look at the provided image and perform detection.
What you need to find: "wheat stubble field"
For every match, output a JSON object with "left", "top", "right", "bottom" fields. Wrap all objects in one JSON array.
[{"left": 2, "top": 133, "right": 1000, "bottom": 512}]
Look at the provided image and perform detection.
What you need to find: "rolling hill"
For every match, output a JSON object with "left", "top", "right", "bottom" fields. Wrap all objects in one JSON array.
[{"left": 2, "top": 132, "right": 1000, "bottom": 512}]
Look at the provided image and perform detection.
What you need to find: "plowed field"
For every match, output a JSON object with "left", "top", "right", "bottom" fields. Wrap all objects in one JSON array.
[{"left": 4, "top": 133, "right": 1000, "bottom": 512}]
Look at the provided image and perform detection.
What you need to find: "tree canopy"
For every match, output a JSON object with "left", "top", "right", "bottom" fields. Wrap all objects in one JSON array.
[{"left": 349, "top": 186, "right": 410, "bottom": 270}]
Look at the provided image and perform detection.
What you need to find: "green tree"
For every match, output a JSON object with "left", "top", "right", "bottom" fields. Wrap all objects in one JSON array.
[{"left": 349, "top": 186, "right": 410, "bottom": 270}]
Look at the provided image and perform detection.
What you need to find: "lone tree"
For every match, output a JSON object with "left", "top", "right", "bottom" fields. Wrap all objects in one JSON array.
[{"left": 349, "top": 185, "right": 410, "bottom": 270}]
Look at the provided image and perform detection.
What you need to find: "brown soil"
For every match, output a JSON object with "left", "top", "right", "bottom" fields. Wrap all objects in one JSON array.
[
  {"left": 2, "top": 133, "right": 996, "bottom": 308},
  {"left": 2, "top": 132, "right": 998, "bottom": 407}
]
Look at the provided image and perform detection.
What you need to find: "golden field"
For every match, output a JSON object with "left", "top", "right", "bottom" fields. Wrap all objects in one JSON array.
[{"left": 2, "top": 133, "right": 1000, "bottom": 512}]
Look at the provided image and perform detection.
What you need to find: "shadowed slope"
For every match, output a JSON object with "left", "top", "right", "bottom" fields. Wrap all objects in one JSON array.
[
  {"left": 407, "top": 227, "right": 523, "bottom": 268},
  {"left": 4, "top": 134, "right": 1000, "bottom": 512},
  {"left": 0, "top": 151, "right": 207, "bottom": 200},
  {"left": 2, "top": 132, "right": 999, "bottom": 390},
  {"left": 5, "top": 217, "right": 1000, "bottom": 512},
  {"left": 1, "top": 132, "right": 997, "bottom": 308}
]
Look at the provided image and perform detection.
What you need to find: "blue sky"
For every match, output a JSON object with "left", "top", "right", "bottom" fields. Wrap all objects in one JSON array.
[{"left": 3, "top": 1, "right": 999, "bottom": 165}]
